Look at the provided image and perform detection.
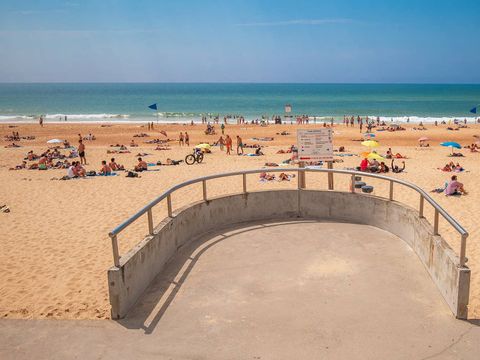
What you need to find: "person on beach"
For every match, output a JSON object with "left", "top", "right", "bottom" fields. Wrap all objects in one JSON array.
[
  {"left": 109, "top": 158, "right": 124, "bottom": 171},
  {"left": 134, "top": 157, "right": 148, "bottom": 172},
  {"left": 225, "top": 135, "right": 232, "bottom": 155},
  {"left": 39, "top": 116, "right": 43, "bottom": 127},
  {"left": 185, "top": 132, "right": 190, "bottom": 146},
  {"left": 391, "top": 159, "right": 406, "bottom": 173},
  {"left": 74, "top": 161, "right": 86, "bottom": 177},
  {"left": 360, "top": 157, "right": 369, "bottom": 171},
  {"left": 236, "top": 135, "right": 244, "bottom": 155},
  {"left": 99, "top": 160, "right": 112, "bottom": 175},
  {"left": 179, "top": 132, "right": 184, "bottom": 146},
  {"left": 221, "top": 123, "right": 225, "bottom": 135},
  {"left": 218, "top": 136, "right": 225, "bottom": 151},
  {"left": 78, "top": 140, "right": 86, "bottom": 165},
  {"left": 445, "top": 175, "right": 467, "bottom": 196}
]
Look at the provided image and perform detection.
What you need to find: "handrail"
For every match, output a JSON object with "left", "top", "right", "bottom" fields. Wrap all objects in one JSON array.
[{"left": 108, "top": 168, "right": 468, "bottom": 268}]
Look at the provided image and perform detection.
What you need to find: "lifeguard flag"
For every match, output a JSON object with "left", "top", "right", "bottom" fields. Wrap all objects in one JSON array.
[
  {"left": 470, "top": 106, "right": 477, "bottom": 114},
  {"left": 148, "top": 103, "right": 158, "bottom": 110}
]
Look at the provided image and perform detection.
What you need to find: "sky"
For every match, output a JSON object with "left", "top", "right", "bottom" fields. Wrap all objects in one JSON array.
[{"left": 0, "top": 0, "right": 479, "bottom": 83}]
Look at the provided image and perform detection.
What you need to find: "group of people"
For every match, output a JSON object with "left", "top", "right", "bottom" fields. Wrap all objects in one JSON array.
[
  {"left": 178, "top": 132, "right": 190, "bottom": 146},
  {"left": 215, "top": 135, "right": 246, "bottom": 155},
  {"left": 440, "top": 162, "right": 465, "bottom": 172},
  {"left": 359, "top": 158, "right": 405, "bottom": 174}
]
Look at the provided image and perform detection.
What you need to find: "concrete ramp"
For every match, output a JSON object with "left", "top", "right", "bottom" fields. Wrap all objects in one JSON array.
[{"left": 118, "top": 220, "right": 474, "bottom": 358}]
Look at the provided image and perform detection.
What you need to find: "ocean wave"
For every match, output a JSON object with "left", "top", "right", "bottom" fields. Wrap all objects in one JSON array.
[
  {"left": 365, "top": 116, "right": 478, "bottom": 123},
  {"left": 44, "top": 114, "right": 130, "bottom": 119},
  {"left": 0, "top": 113, "right": 130, "bottom": 120}
]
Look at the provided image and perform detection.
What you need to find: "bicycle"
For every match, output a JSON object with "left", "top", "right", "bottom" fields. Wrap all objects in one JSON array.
[{"left": 185, "top": 148, "right": 204, "bottom": 165}]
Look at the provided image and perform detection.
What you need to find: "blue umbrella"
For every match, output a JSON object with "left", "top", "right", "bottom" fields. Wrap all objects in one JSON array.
[
  {"left": 440, "top": 142, "right": 461, "bottom": 149},
  {"left": 440, "top": 141, "right": 461, "bottom": 154}
]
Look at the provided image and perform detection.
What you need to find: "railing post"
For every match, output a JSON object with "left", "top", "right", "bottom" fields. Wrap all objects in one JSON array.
[
  {"left": 460, "top": 234, "right": 467, "bottom": 267},
  {"left": 327, "top": 162, "right": 334, "bottom": 190},
  {"left": 350, "top": 174, "right": 355, "bottom": 193},
  {"left": 110, "top": 234, "right": 120, "bottom": 267},
  {"left": 202, "top": 180, "right": 207, "bottom": 201},
  {"left": 242, "top": 173, "right": 247, "bottom": 194},
  {"left": 167, "top": 194, "right": 172, "bottom": 217},
  {"left": 419, "top": 195, "right": 424, "bottom": 218},
  {"left": 433, "top": 209, "right": 439, "bottom": 235},
  {"left": 147, "top": 209, "right": 154, "bottom": 235},
  {"left": 389, "top": 181, "right": 394, "bottom": 200}
]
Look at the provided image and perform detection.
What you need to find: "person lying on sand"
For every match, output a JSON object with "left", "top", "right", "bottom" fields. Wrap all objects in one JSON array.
[
  {"left": 9, "top": 161, "right": 27, "bottom": 170},
  {"left": 154, "top": 145, "right": 171, "bottom": 150},
  {"left": 391, "top": 159, "right": 405, "bottom": 173},
  {"left": 4, "top": 143, "right": 21, "bottom": 148},
  {"left": 134, "top": 157, "right": 148, "bottom": 172},
  {"left": 130, "top": 140, "right": 138, "bottom": 147},
  {"left": 278, "top": 173, "right": 296, "bottom": 181},
  {"left": 156, "top": 158, "right": 183, "bottom": 166},
  {"left": 259, "top": 172, "right": 275, "bottom": 181},
  {"left": 445, "top": 175, "right": 467, "bottom": 196}
]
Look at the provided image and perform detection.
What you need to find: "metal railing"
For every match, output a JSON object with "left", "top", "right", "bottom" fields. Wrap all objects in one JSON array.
[{"left": 108, "top": 168, "right": 469, "bottom": 268}]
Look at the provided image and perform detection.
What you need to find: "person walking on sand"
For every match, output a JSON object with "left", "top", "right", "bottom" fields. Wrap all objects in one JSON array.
[
  {"left": 78, "top": 139, "right": 86, "bottom": 165},
  {"left": 179, "top": 132, "right": 184, "bottom": 146},
  {"left": 225, "top": 135, "right": 232, "bottom": 155},
  {"left": 185, "top": 132, "right": 190, "bottom": 146},
  {"left": 236, "top": 135, "right": 244, "bottom": 155},
  {"left": 39, "top": 116, "right": 43, "bottom": 127},
  {"left": 221, "top": 123, "right": 225, "bottom": 135},
  {"left": 218, "top": 136, "right": 225, "bottom": 151}
]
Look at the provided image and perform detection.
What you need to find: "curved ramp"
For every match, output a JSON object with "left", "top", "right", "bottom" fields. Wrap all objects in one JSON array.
[{"left": 121, "top": 220, "right": 468, "bottom": 358}]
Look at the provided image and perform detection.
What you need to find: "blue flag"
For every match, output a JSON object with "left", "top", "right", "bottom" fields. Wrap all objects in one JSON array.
[
  {"left": 470, "top": 107, "right": 477, "bottom": 114},
  {"left": 148, "top": 103, "right": 158, "bottom": 110}
]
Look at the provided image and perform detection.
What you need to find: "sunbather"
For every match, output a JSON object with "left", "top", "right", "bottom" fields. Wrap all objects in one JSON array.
[{"left": 134, "top": 157, "right": 148, "bottom": 172}]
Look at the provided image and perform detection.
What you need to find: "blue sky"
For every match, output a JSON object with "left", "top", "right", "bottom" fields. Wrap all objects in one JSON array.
[{"left": 0, "top": 0, "right": 479, "bottom": 83}]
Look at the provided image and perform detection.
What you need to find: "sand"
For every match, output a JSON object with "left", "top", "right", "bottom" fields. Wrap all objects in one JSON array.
[{"left": 0, "top": 121, "right": 479, "bottom": 320}]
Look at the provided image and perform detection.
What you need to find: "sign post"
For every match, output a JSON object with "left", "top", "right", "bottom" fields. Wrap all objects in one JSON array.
[{"left": 297, "top": 129, "right": 334, "bottom": 190}]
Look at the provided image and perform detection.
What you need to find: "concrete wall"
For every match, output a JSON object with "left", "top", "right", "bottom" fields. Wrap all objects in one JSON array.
[{"left": 108, "top": 190, "right": 470, "bottom": 319}]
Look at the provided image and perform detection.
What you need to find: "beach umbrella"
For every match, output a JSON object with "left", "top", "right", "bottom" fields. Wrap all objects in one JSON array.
[
  {"left": 366, "top": 152, "right": 385, "bottom": 161},
  {"left": 440, "top": 141, "right": 461, "bottom": 149},
  {"left": 47, "top": 139, "right": 63, "bottom": 144},
  {"left": 418, "top": 137, "right": 429, "bottom": 142},
  {"left": 361, "top": 140, "right": 379, "bottom": 148},
  {"left": 195, "top": 143, "right": 211, "bottom": 149},
  {"left": 440, "top": 141, "right": 461, "bottom": 154}
]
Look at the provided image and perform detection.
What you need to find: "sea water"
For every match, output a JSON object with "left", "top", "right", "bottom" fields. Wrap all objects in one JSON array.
[{"left": 0, "top": 83, "right": 479, "bottom": 124}]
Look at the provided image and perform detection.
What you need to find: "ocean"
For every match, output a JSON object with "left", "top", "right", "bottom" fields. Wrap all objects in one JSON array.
[{"left": 0, "top": 83, "right": 479, "bottom": 124}]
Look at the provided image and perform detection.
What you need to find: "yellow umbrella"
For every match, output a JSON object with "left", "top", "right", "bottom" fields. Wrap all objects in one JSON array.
[
  {"left": 366, "top": 152, "right": 385, "bottom": 161},
  {"left": 361, "top": 140, "right": 379, "bottom": 148},
  {"left": 195, "top": 143, "right": 211, "bottom": 149}
]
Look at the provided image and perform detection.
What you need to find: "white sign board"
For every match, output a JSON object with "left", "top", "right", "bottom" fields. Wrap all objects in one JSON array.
[{"left": 297, "top": 129, "right": 333, "bottom": 161}]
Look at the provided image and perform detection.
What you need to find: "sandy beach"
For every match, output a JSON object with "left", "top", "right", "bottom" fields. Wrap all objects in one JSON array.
[{"left": 0, "top": 121, "right": 479, "bottom": 320}]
